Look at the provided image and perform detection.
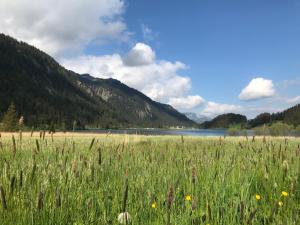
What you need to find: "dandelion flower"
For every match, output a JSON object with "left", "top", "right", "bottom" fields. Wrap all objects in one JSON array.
[
  {"left": 278, "top": 201, "right": 283, "bottom": 207},
  {"left": 151, "top": 202, "right": 156, "bottom": 209},
  {"left": 281, "top": 191, "right": 288, "bottom": 197},
  {"left": 255, "top": 194, "right": 261, "bottom": 201},
  {"left": 185, "top": 195, "right": 192, "bottom": 201},
  {"left": 118, "top": 212, "right": 131, "bottom": 224}
]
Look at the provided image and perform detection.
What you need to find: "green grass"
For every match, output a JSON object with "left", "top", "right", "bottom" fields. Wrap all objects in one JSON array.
[{"left": 0, "top": 133, "right": 299, "bottom": 224}]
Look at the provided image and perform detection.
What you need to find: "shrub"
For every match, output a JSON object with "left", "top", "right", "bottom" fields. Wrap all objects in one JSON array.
[
  {"left": 295, "top": 125, "right": 300, "bottom": 137},
  {"left": 253, "top": 125, "right": 269, "bottom": 136},
  {"left": 227, "top": 127, "right": 239, "bottom": 136},
  {"left": 227, "top": 125, "right": 243, "bottom": 136},
  {"left": 269, "top": 122, "right": 293, "bottom": 136}
]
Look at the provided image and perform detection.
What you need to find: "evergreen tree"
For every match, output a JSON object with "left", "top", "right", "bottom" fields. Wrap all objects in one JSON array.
[
  {"left": 1, "top": 103, "right": 18, "bottom": 131},
  {"left": 49, "top": 122, "right": 56, "bottom": 134}
]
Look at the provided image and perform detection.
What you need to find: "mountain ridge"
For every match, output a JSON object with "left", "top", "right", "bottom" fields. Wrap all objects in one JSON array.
[{"left": 0, "top": 33, "right": 195, "bottom": 129}]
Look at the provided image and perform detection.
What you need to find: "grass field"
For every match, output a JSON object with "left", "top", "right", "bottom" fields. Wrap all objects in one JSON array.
[{"left": 0, "top": 132, "right": 299, "bottom": 224}]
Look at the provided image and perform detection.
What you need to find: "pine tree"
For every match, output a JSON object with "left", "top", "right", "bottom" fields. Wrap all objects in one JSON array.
[
  {"left": 1, "top": 103, "right": 18, "bottom": 131},
  {"left": 49, "top": 122, "right": 55, "bottom": 134}
]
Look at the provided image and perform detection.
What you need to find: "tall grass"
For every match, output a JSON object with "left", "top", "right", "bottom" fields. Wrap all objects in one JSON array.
[{"left": 0, "top": 133, "right": 299, "bottom": 224}]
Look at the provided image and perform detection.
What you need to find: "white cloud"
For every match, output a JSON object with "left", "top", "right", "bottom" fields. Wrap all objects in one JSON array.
[
  {"left": 123, "top": 43, "right": 156, "bottom": 66},
  {"left": 201, "top": 102, "right": 242, "bottom": 117},
  {"left": 168, "top": 95, "right": 205, "bottom": 109},
  {"left": 287, "top": 96, "right": 300, "bottom": 104},
  {"left": 141, "top": 24, "right": 157, "bottom": 42},
  {"left": 0, "top": 0, "right": 128, "bottom": 56},
  {"left": 0, "top": 1, "right": 206, "bottom": 110},
  {"left": 239, "top": 78, "right": 276, "bottom": 101},
  {"left": 281, "top": 78, "right": 300, "bottom": 89},
  {"left": 62, "top": 43, "right": 195, "bottom": 103}
]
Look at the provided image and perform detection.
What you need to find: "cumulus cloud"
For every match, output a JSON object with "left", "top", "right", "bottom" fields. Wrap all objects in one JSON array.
[
  {"left": 0, "top": 1, "right": 204, "bottom": 110},
  {"left": 123, "top": 43, "right": 156, "bottom": 66},
  {"left": 287, "top": 96, "right": 300, "bottom": 104},
  {"left": 0, "top": 0, "right": 128, "bottom": 56},
  {"left": 62, "top": 43, "right": 200, "bottom": 104},
  {"left": 201, "top": 102, "right": 242, "bottom": 117},
  {"left": 239, "top": 77, "right": 276, "bottom": 101},
  {"left": 168, "top": 95, "right": 205, "bottom": 109}
]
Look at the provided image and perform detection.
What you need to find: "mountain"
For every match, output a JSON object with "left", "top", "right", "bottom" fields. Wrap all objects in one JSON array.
[
  {"left": 76, "top": 74, "right": 194, "bottom": 127},
  {"left": 248, "top": 104, "right": 300, "bottom": 128},
  {"left": 201, "top": 113, "right": 247, "bottom": 129},
  {"left": 0, "top": 33, "right": 195, "bottom": 129},
  {"left": 184, "top": 112, "right": 210, "bottom": 124}
]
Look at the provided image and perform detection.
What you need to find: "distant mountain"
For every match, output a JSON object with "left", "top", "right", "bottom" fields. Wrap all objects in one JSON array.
[
  {"left": 201, "top": 113, "right": 247, "bottom": 129},
  {"left": 0, "top": 33, "right": 195, "bottom": 129},
  {"left": 184, "top": 112, "right": 210, "bottom": 124},
  {"left": 248, "top": 104, "right": 300, "bottom": 128}
]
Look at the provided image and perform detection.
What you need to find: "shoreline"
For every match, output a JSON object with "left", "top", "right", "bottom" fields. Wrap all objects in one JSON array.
[{"left": 0, "top": 131, "right": 298, "bottom": 139}]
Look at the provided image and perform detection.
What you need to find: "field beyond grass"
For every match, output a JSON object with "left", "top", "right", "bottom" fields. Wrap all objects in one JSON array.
[{"left": 0, "top": 132, "right": 299, "bottom": 224}]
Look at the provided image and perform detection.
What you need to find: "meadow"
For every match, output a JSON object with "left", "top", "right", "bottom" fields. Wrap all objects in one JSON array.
[{"left": 0, "top": 132, "right": 299, "bottom": 225}]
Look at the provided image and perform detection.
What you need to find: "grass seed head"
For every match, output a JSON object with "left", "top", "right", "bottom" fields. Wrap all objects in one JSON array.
[{"left": 167, "top": 186, "right": 174, "bottom": 210}]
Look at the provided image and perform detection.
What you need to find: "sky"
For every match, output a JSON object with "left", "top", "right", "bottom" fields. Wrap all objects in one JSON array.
[{"left": 1, "top": 0, "right": 300, "bottom": 119}]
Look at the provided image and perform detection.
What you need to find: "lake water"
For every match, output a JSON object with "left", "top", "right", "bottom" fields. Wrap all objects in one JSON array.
[{"left": 82, "top": 128, "right": 229, "bottom": 136}]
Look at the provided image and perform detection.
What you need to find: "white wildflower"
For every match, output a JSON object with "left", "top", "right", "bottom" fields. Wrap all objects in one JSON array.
[{"left": 118, "top": 212, "right": 131, "bottom": 224}]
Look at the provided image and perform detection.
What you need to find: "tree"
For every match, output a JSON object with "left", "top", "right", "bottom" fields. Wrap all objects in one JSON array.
[
  {"left": 48, "top": 122, "right": 56, "bottom": 134},
  {"left": 1, "top": 103, "right": 18, "bottom": 131}
]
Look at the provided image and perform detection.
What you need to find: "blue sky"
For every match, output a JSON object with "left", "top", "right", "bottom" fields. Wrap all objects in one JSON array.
[
  {"left": 1, "top": 0, "right": 300, "bottom": 118},
  {"left": 125, "top": 0, "right": 300, "bottom": 108}
]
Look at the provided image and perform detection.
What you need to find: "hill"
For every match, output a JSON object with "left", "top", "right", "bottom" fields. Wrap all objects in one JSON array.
[
  {"left": 201, "top": 104, "right": 300, "bottom": 129},
  {"left": 248, "top": 104, "right": 300, "bottom": 128},
  {"left": 201, "top": 113, "right": 247, "bottom": 129},
  {"left": 0, "top": 33, "right": 195, "bottom": 129}
]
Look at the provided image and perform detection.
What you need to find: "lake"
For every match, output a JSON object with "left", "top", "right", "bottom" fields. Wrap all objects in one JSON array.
[{"left": 81, "top": 128, "right": 229, "bottom": 136}]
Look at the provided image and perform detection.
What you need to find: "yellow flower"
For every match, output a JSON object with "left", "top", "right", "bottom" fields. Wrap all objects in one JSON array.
[
  {"left": 255, "top": 194, "right": 261, "bottom": 201},
  {"left": 151, "top": 202, "right": 156, "bottom": 209},
  {"left": 278, "top": 201, "right": 283, "bottom": 207},
  {"left": 185, "top": 195, "right": 192, "bottom": 201},
  {"left": 281, "top": 191, "right": 288, "bottom": 197}
]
